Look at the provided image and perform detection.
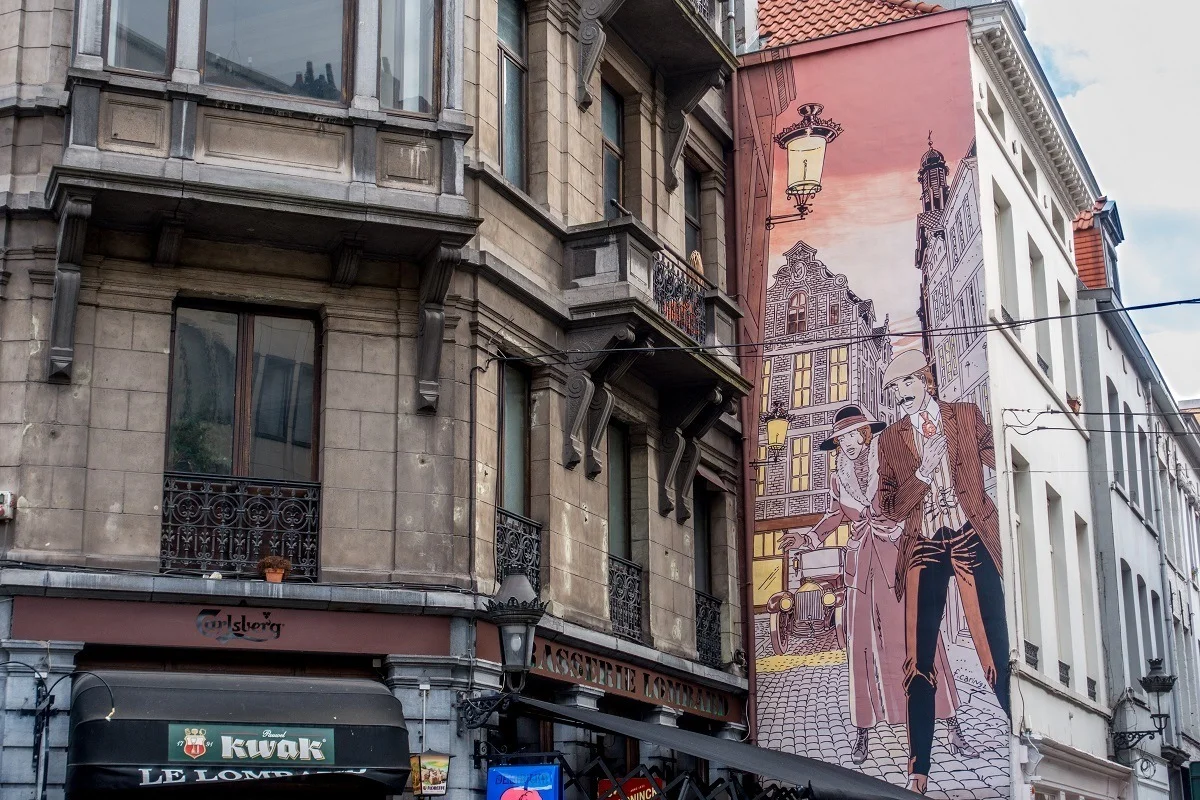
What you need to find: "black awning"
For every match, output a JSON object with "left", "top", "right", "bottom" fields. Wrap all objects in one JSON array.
[
  {"left": 516, "top": 697, "right": 918, "bottom": 800},
  {"left": 68, "top": 671, "right": 410, "bottom": 796}
]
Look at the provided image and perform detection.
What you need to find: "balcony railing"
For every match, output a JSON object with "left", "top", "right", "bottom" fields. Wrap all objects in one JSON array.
[
  {"left": 160, "top": 472, "right": 320, "bottom": 579},
  {"left": 1087, "top": 677, "right": 1097, "bottom": 701},
  {"left": 495, "top": 507, "right": 543, "bottom": 595},
  {"left": 652, "top": 250, "right": 708, "bottom": 345},
  {"left": 695, "top": 590, "right": 722, "bottom": 669},
  {"left": 693, "top": 0, "right": 717, "bottom": 25},
  {"left": 1024, "top": 640, "right": 1039, "bottom": 669},
  {"left": 609, "top": 555, "right": 644, "bottom": 642},
  {"left": 1058, "top": 660, "right": 1071, "bottom": 686}
]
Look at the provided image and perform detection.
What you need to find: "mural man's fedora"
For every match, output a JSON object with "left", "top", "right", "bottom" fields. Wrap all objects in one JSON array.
[
  {"left": 819, "top": 404, "right": 886, "bottom": 450},
  {"left": 881, "top": 349, "right": 931, "bottom": 390}
]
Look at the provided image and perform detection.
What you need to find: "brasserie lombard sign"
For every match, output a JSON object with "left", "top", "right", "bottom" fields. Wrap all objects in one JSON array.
[{"left": 530, "top": 639, "right": 741, "bottom": 722}]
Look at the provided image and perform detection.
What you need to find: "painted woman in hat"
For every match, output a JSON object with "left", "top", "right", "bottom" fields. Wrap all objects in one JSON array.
[{"left": 781, "top": 404, "right": 972, "bottom": 766}]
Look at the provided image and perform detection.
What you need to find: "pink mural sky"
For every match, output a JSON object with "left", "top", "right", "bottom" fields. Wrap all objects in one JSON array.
[{"left": 766, "top": 20, "right": 976, "bottom": 341}]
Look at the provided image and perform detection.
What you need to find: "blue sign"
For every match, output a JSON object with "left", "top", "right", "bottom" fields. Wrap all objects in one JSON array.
[{"left": 486, "top": 764, "right": 562, "bottom": 800}]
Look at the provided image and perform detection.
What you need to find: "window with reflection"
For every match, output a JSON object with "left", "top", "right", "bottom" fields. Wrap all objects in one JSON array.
[
  {"left": 168, "top": 307, "right": 317, "bottom": 482},
  {"left": 601, "top": 82, "right": 624, "bottom": 220},
  {"left": 499, "top": 361, "right": 530, "bottom": 514},
  {"left": 497, "top": 0, "right": 526, "bottom": 185},
  {"left": 203, "top": 0, "right": 347, "bottom": 102},
  {"left": 607, "top": 422, "right": 631, "bottom": 560},
  {"left": 684, "top": 164, "right": 702, "bottom": 259},
  {"left": 380, "top": 0, "right": 437, "bottom": 113},
  {"left": 106, "top": 0, "right": 173, "bottom": 74},
  {"left": 786, "top": 291, "right": 806, "bottom": 334}
]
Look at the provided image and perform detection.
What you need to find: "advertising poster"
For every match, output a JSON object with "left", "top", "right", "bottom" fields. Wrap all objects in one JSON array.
[
  {"left": 737, "top": 15, "right": 1010, "bottom": 799},
  {"left": 486, "top": 764, "right": 562, "bottom": 800}
]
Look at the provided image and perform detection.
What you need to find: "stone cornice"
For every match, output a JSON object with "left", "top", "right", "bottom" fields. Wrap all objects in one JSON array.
[{"left": 970, "top": 5, "right": 1100, "bottom": 214}]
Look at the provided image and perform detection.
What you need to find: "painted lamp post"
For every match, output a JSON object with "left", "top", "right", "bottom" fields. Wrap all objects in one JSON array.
[{"left": 768, "top": 103, "right": 843, "bottom": 228}]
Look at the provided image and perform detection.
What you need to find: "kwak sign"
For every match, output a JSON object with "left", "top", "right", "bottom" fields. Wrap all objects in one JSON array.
[
  {"left": 486, "top": 764, "right": 562, "bottom": 800},
  {"left": 168, "top": 724, "right": 335, "bottom": 765}
]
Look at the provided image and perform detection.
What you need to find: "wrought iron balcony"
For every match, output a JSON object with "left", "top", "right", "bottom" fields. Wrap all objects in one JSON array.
[
  {"left": 652, "top": 250, "right": 709, "bottom": 345},
  {"left": 1024, "top": 640, "right": 1040, "bottom": 669},
  {"left": 609, "top": 555, "right": 644, "bottom": 642},
  {"left": 495, "top": 507, "right": 543, "bottom": 595},
  {"left": 160, "top": 472, "right": 320, "bottom": 579},
  {"left": 695, "top": 590, "right": 722, "bottom": 668}
]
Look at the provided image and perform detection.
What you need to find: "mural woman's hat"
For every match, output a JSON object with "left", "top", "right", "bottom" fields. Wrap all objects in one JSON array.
[
  {"left": 881, "top": 349, "right": 931, "bottom": 391},
  {"left": 819, "top": 404, "right": 886, "bottom": 451}
]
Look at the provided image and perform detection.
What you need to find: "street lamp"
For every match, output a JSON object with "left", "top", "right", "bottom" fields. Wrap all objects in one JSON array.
[
  {"left": 1113, "top": 658, "right": 1177, "bottom": 753},
  {"left": 752, "top": 402, "right": 797, "bottom": 466},
  {"left": 767, "top": 103, "right": 843, "bottom": 228},
  {"left": 456, "top": 572, "right": 547, "bottom": 732}
]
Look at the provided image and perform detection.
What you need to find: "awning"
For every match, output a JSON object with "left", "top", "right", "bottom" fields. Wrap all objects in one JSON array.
[
  {"left": 68, "top": 671, "right": 410, "bottom": 796},
  {"left": 517, "top": 697, "right": 918, "bottom": 800}
]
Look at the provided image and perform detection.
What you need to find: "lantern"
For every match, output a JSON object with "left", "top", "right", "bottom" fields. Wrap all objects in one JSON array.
[
  {"left": 760, "top": 401, "right": 797, "bottom": 463},
  {"left": 487, "top": 572, "right": 547, "bottom": 693},
  {"left": 774, "top": 103, "right": 843, "bottom": 221}
]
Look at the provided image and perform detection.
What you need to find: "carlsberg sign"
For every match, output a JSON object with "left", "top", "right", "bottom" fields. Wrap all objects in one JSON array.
[{"left": 168, "top": 724, "right": 336, "bottom": 765}]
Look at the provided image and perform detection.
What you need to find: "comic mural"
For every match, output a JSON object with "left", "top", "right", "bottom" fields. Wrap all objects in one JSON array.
[{"left": 737, "top": 18, "right": 1010, "bottom": 800}]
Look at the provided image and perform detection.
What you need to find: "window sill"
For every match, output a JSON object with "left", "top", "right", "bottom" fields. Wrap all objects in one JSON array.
[{"left": 466, "top": 158, "right": 568, "bottom": 238}]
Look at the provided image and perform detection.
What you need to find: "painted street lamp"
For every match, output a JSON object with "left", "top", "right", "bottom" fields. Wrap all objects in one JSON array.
[
  {"left": 752, "top": 401, "right": 798, "bottom": 465},
  {"left": 1112, "top": 658, "right": 1177, "bottom": 753},
  {"left": 456, "top": 571, "right": 547, "bottom": 732},
  {"left": 767, "top": 103, "right": 843, "bottom": 228}
]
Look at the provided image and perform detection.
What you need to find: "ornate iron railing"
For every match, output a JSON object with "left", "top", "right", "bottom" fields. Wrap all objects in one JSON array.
[
  {"left": 495, "top": 507, "right": 542, "bottom": 595},
  {"left": 1058, "top": 661, "right": 1071, "bottom": 686},
  {"left": 692, "top": 0, "right": 716, "bottom": 25},
  {"left": 1036, "top": 352, "right": 1051, "bottom": 377},
  {"left": 609, "top": 554, "right": 644, "bottom": 642},
  {"left": 1087, "top": 677, "right": 1097, "bottom": 701},
  {"left": 695, "top": 590, "right": 722, "bottom": 668},
  {"left": 160, "top": 472, "right": 320, "bottom": 579},
  {"left": 1024, "top": 640, "right": 1040, "bottom": 669},
  {"left": 652, "top": 251, "right": 708, "bottom": 345}
]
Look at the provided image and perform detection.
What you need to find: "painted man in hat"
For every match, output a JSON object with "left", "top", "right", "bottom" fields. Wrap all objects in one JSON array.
[{"left": 876, "top": 349, "right": 1010, "bottom": 794}]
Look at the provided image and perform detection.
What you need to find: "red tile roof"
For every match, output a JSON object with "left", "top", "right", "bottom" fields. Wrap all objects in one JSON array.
[{"left": 759, "top": 0, "right": 943, "bottom": 47}]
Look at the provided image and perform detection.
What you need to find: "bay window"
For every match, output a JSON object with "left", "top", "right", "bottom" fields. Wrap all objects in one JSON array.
[{"left": 106, "top": 0, "right": 173, "bottom": 74}]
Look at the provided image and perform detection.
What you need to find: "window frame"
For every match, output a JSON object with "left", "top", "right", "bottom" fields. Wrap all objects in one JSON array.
[
  {"left": 496, "top": 0, "right": 527, "bottom": 187},
  {"left": 786, "top": 291, "right": 807, "bottom": 335},
  {"left": 684, "top": 162, "right": 703, "bottom": 259},
  {"left": 103, "top": 0, "right": 179, "bottom": 78},
  {"left": 199, "top": 0, "right": 357, "bottom": 107},
  {"left": 828, "top": 346, "right": 849, "bottom": 404},
  {"left": 498, "top": 358, "right": 532, "bottom": 516},
  {"left": 790, "top": 435, "right": 811, "bottom": 493},
  {"left": 377, "top": 0, "right": 443, "bottom": 118},
  {"left": 792, "top": 351, "right": 812, "bottom": 408},
  {"left": 165, "top": 301, "right": 322, "bottom": 481},
  {"left": 601, "top": 81, "right": 625, "bottom": 220},
  {"left": 607, "top": 420, "right": 633, "bottom": 560}
]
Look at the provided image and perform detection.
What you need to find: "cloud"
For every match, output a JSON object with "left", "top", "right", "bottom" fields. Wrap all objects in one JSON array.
[{"left": 1020, "top": 0, "right": 1200, "bottom": 400}]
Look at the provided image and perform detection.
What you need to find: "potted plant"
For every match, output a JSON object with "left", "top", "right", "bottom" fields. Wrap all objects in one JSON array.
[{"left": 258, "top": 555, "right": 292, "bottom": 583}]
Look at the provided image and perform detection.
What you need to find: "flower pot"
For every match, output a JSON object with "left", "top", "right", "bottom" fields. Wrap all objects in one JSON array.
[{"left": 264, "top": 568, "right": 285, "bottom": 583}]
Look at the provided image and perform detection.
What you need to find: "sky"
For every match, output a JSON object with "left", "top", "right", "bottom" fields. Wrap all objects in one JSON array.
[{"left": 1019, "top": 0, "right": 1200, "bottom": 401}]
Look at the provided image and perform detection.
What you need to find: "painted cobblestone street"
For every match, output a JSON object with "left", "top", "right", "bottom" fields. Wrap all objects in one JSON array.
[{"left": 755, "top": 617, "right": 1010, "bottom": 800}]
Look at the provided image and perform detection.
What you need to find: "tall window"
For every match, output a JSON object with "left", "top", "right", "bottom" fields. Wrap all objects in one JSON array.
[
  {"left": 1121, "top": 561, "right": 1141, "bottom": 685},
  {"left": 792, "top": 352, "right": 812, "bottom": 407},
  {"left": 994, "top": 185, "right": 1019, "bottom": 329},
  {"left": 601, "top": 83, "right": 624, "bottom": 220},
  {"left": 829, "top": 301, "right": 840, "bottom": 327},
  {"left": 168, "top": 307, "right": 317, "bottom": 481},
  {"left": 828, "top": 346, "right": 849, "bottom": 403},
  {"left": 684, "top": 164, "right": 703, "bottom": 259},
  {"left": 786, "top": 292, "right": 806, "bottom": 334},
  {"left": 380, "top": 0, "right": 438, "bottom": 113},
  {"left": 499, "top": 362, "right": 530, "bottom": 514},
  {"left": 1012, "top": 450, "right": 1041, "bottom": 656},
  {"left": 755, "top": 446, "right": 766, "bottom": 496},
  {"left": 1030, "top": 238, "right": 1051, "bottom": 376},
  {"left": 760, "top": 358, "right": 771, "bottom": 414},
  {"left": 1076, "top": 516, "right": 1099, "bottom": 691},
  {"left": 106, "top": 0, "right": 172, "bottom": 74},
  {"left": 1108, "top": 381, "right": 1124, "bottom": 485},
  {"left": 497, "top": 0, "right": 526, "bottom": 185},
  {"left": 1124, "top": 405, "right": 1138, "bottom": 504},
  {"left": 1139, "top": 429, "right": 1154, "bottom": 520},
  {"left": 790, "top": 436, "right": 811, "bottom": 492},
  {"left": 607, "top": 422, "right": 631, "bottom": 560},
  {"left": 204, "top": 0, "right": 347, "bottom": 103},
  {"left": 1046, "top": 485, "right": 1072, "bottom": 686},
  {"left": 693, "top": 480, "right": 712, "bottom": 596}
]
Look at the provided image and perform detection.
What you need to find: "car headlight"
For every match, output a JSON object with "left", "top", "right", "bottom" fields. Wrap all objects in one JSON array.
[
  {"left": 779, "top": 594, "right": 793, "bottom": 612},
  {"left": 822, "top": 591, "right": 837, "bottom": 607}
]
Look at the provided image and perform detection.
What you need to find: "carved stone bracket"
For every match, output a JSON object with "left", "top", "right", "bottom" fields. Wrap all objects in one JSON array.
[
  {"left": 577, "top": 0, "right": 627, "bottom": 109},
  {"left": 659, "top": 389, "right": 733, "bottom": 522},
  {"left": 153, "top": 213, "right": 185, "bottom": 268},
  {"left": 48, "top": 192, "right": 94, "bottom": 382},
  {"left": 562, "top": 324, "right": 653, "bottom": 476},
  {"left": 663, "top": 69, "right": 725, "bottom": 192},
  {"left": 416, "top": 244, "right": 462, "bottom": 412},
  {"left": 330, "top": 236, "right": 364, "bottom": 288}
]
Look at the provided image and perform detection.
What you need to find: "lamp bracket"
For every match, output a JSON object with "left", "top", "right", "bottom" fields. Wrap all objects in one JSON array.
[
  {"left": 1112, "top": 729, "right": 1158, "bottom": 752},
  {"left": 456, "top": 691, "right": 515, "bottom": 735}
]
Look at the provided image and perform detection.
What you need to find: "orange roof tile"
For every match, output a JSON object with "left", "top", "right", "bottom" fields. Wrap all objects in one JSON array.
[
  {"left": 1072, "top": 196, "right": 1108, "bottom": 231},
  {"left": 759, "top": 0, "right": 943, "bottom": 47}
]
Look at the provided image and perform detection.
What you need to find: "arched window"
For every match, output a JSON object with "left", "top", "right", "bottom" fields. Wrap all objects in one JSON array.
[{"left": 786, "top": 292, "right": 806, "bottom": 334}]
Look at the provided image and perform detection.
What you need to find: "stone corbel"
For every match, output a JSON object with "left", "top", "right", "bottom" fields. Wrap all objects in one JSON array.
[
  {"left": 674, "top": 394, "right": 734, "bottom": 523},
  {"left": 416, "top": 244, "right": 462, "bottom": 412},
  {"left": 659, "top": 387, "right": 722, "bottom": 516},
  {"left": 48, "top": 192, "right": 94, "bottom": 382},
  {"left": 562, "top": 324, "right": 652, "bottom": 475},
  {"left": 330, "top": 236, "right": 365, "bottom": 288},
  {"left": 663, "top": 69, "right": 725, "bottom": 192},
  {"left": 577, "top": 0, "right": 627, "bottom": 109},
  {"left": 153, "top": 213, "right": 185, "bottom": 268}
]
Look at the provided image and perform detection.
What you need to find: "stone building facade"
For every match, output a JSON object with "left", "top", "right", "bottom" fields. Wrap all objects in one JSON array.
[{"left": 0, "top": 0, "right": 751, "bottom": 796}]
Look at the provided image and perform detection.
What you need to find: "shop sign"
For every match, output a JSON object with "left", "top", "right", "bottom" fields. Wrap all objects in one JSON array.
[
  {"left": 411, "top": 752, "right": 451, "bottom": 796},
  {"left": 530, "top": 639, "right": 740, "bottom": 722},
  {"left": 598, "top": 777, "right": 664, "bottom": 800},
  {"left": 486, "top": 764, "right": 562, "bottom": 800},
  {"left": 195, "top": 609, "right": 284, "bottom": 643},
  {"left": 168, "top": 724, "right": 335, "bottom": 765},
  {"left": 135, "top": 767, "right": 368, "bottom": 786}
]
